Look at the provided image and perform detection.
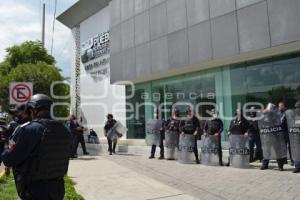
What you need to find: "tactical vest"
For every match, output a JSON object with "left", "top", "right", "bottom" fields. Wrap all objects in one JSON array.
[
  {"left": 168, "top": 119, "right": 180, "bottom": 132},
  {"left": 207, "top": 119, "right": 221, "bottom": 135},
  {"left": 248, "top": 120, "right": 259, "bottom": 133},
  {"left": 31, "top": 119, "right": 72, "bottom": 181},
  {"left": 183, "top": 119, "right": 196, "bottom": 134},
  {"left": 230, "top": 120, "right": 246, "bottom": 135}
]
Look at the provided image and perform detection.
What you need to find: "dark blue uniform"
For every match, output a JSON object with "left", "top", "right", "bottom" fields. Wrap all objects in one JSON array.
[{"left": 2, "top": 112, "right": 68, "bottom": 200}]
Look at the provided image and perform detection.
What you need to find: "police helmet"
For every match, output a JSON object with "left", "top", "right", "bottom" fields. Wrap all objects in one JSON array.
[{"left": 27, "top": 94, "right": 53, "bottom": 110}]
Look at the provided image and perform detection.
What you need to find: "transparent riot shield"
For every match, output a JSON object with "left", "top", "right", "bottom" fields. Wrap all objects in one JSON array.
[
  {"left": 165, "top": 130, "right": 179, "bottom": 160},
  {"left": 258, "top": 110, "right": 287, "bottom": 160},
  {"left": 286, "top": 110, "right": 300, "bottom": 161},
  {"left": 229, "top": 135, "right": 250, "bottom": 168},
  {"left": 145, "top": 119, "right": 163, "bottom": 146},
  {"left": 107, "top": 121, "right": 127, "bottom": 141},
  {"left": 178, "top": 134, "right": 196, "bottom": 164},
  {"left": 200, "top": 135, "right": 220, "bottom": 166}
]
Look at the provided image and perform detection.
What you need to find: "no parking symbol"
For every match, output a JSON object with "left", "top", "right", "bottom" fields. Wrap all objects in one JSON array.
[{"left": 9, "top": 82, "right": 33, "bottom": 105}]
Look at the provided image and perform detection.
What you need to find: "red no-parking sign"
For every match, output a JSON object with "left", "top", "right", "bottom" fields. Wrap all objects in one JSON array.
[{"left": 9, "top": 82, "right": 33, "bottom": 105}]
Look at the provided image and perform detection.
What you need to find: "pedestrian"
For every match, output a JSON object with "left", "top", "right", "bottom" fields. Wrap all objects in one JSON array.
[
  {"left": 179, "top": 108, "right": 200, "bottom": 164},
  {"left": 149, "top": 110, "right": 165, "bottom": 160},
  {"left": 104, "top": 114, "right": 118, "bottom": 155},
  {"left": 259, "top": 103, "right": 287, "bottom": 171},
  {"left": 278, "top": 101, "right": 294, "bottom": 166},
  {"left": 1, "top": 94, "right": 72, "bottom": 200},
  {"left": 248, "top": 107, "right": 263, "bottom": 162},
  {"left": 203, "top": 109, "right": 224, "bottom": 166},
  {"left": 227, "top": 109, "right": 249, "bottom": 166}
]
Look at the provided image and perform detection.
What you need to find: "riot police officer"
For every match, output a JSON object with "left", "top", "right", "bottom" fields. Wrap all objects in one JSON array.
[
  {"left": 227, "top": 109, "right": 249, "bottom": 166},
  {"left": 203, "top": 109, "right": 224, "bottom": 166},
  {"left": 149, "top": 110, "right": 165, "bottom": 160},
  {"left": 278, "top": 102, "right": 294, "bottom": 166},
  {"left": 2, "top": 94, "right": 72, "bottom": 200},
  {"left": 179, "top": 108, "right": 200, "bottom": 164},
  {"left": 259, "top": 103, "right": 287, "bottom": 171},
  {"left": 247, "top": 107, "right": 263, "bottom": 162},
  {"left": 285, "top": 102, "right": 300, "bottom": 173},
  {"left": 164, "top": 108, "right": 181, "bottom": 160},
  {"left": 104, "top": 114, "right": 118, "bottom": 155}
]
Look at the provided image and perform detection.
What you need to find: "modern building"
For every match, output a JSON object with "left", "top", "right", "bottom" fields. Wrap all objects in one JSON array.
[{"left": 58, "top": 0, "right": 300, "bottom": 141}]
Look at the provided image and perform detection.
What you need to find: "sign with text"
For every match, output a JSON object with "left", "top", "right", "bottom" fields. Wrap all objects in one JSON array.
[
  {"left": 9, "top": 82, "right": 33, "bottom": 105},
  {"left": 81, "top": 31, "right": 110, "bottom": 82}
]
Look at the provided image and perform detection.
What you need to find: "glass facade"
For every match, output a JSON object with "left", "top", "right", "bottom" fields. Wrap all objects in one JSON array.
[{"left": 126, "top": 53, "right": 300, "bottom": 140}]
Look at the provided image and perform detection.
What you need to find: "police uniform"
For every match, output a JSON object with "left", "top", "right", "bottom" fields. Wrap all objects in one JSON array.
[
  {"left": 149, "top": 119, "right": 165, "bottom": 159},
  {"left": 279, "top": 110, "right": 294, "bottom": 164},
  {"left": 204, "top": 118, "right": 224, "bottom": 165},
  {"left": 2, "top": 94, "right": 72, "bottom": 200},
  {"left": 227, "top": 117, "right": 249, "bottom": 166},
  {"left": 104, "top": 119, "right": 118, "bottom": 154},
  {"left": 248, "top": 119, "right": 263, "bottom": 162},
  {"left": 180, "top": 115, "right": 200, "bottom": 164}
]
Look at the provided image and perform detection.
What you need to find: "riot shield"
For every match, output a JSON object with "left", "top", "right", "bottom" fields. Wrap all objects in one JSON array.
[
  {"left": 178, "top": 134, "right": 196, "bottom": 164},
  {"left": 286, "top": 110, "right": 300, "bottom": 161},
  {"left": 107, "top": 121, "right": 127, "bottom": 141},
  {"left": 200, "top": 135, "right": 220, "bottom": 166},
  {"left": 165, "top": 130, "right": 179, "bottom": 160},
  {"left": 229, "top": 135, "right": 250, "bottom": 168},
  {"left": 145, "top": 119, "right": 163, "bottom": 146},
  {"left": 258, "top": 110, "right": 287, "bottom": 160}
]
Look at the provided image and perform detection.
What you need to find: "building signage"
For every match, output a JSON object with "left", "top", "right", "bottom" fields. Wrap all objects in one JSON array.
[{"left": 81, "top": 31, "right": 110, "bottom": 81}]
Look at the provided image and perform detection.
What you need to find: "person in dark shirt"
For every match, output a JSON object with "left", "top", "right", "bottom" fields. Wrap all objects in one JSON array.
[
  {"left": 180, "top": 108, "right": 200, "bottom": 164},
  {"left": 104, "top": 114, "right": 117, "bottom": 155},
  {"left": 204, "top": 109, "right": 224, "bottom": 166},
  {"left": 149, "top": 110, "right": 165, "bottom": 160},
  {"left": 66, "top": 115, "right": 89, "bottom": 158},
  {"left": 278, "top": 102, "right": 294, "bottom": 166},
  {"left": 227, "top": 109, "right": 249, "bottom": 166},
  {"left": 247, "top": 107, "right": 263, "bottom": 162}
]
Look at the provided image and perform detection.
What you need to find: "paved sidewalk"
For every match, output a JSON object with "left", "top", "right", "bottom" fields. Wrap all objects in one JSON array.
[
  {"left": 70, "top": 145, "right": 300, "bottom": 200},
  {"left": 68, "top": 156, "right": 195, "bottom": 200}
]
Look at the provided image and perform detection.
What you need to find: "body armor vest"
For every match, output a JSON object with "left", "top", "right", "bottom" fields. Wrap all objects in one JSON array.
[{"left": 31, "top": 119, "right": 72, "bottom": 181}]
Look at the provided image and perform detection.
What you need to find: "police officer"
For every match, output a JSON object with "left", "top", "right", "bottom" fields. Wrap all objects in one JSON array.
[
  {"left": 227, "top": 109, "right": 249, "bottom": 166},
  {"left": 248, "top": 107, "right": 263, "bottom": 162},
  {"left": 2, "top": 94, "right": 72, "bottom": 200},
  {"left": 104, "top": 114, "right": 118, "bottom": 155},
  {"left": 278, "top": 102, "right": 294, "bottom": 166},
  {"left": 149, "top": 110, "right": 165, "bottom": 160},
  {"left": 260, "top": 103, "right": 287, "bottom": 171},
  {"left": 164, "top": 108, "right": 181, "bottom": 160},
  {"left": 204, "top": 109, "right": 224, "bottom": 166},
  {"left": 286, "top": 102, "right": 300, "bottom": 173},
  {"left": 6, "top": 104, "right": 31, "bottom": 141},
  {"left": 180, "top": 108, "right": 200, "bottom": 164}
]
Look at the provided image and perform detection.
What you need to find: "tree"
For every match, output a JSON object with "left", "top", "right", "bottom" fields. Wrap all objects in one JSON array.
[
  {"left": 4, "top": 41, "right": 55, "bottom": 68},
  {"left": 0, "top": 41, "right": 69, "bottom": 118}
]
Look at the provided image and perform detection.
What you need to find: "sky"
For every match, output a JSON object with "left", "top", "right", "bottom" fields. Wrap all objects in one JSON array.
[{"left": 0, "top": 0, "right": 78, "bottom": 77}]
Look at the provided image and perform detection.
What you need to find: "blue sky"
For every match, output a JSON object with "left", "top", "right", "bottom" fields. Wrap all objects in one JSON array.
[{"left": 0, "top": 0, "right": 78, "bottom": 77}]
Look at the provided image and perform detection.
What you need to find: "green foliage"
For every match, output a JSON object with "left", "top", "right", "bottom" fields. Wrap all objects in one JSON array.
[
  {"left": 0, "top": 174, "right": 18, "bottom": 200},
  {"left": 4, "top": 41, "right": 55, "bottom": 68},
  {"left": 64, "top": 177, "right": 85, "bottom": 200},
  {"left": 0, "top": 174, "right": 84, "bottom": 200},
  {"left": 0, "top": 41, "right": 69, "bottom": 117}
]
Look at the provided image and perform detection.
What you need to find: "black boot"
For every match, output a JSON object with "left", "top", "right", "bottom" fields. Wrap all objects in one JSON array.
[{"left": 293, "top": 168, "right": 300, "bottom": 173}]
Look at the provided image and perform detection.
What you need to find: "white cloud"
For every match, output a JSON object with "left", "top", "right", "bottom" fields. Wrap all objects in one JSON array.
[{"left": 0, "top": 0, "right": 74, "bottom": 77}]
